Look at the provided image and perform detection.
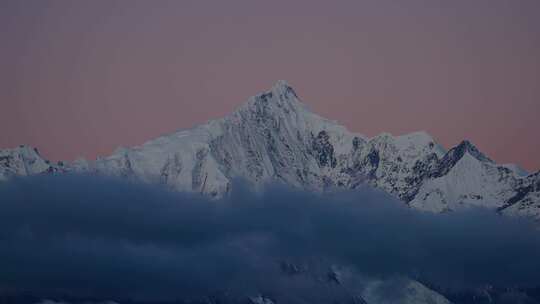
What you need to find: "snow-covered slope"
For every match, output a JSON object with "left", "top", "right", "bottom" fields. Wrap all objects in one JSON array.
[
  {"left": 497, "top": 171, "right": 540, "bottom": 219},
  {"left": 409, "top": 141, "right": 522, "bottom": 212},
  {"left": 0, "top": 145, "right": 65, "bottom": 181},
  {"left": 1, "top": 80, "right": 538, "bottom": 219}
]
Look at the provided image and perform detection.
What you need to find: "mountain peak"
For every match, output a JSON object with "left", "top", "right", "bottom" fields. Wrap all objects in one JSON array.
[
  {"left": 454, "top": 140, "right": 492, "bottom": 163},
  {"left": 0, "top": 144, "right": 56, "bottom": 179},
  {"left": 429, "top": 140, "right": 493, "bottom": 178},
  {"left": 1, "top": 81, "right": 539, "bottom": 219},
  {"left": 7, "top": 144, "right": 42, "bottom": 158},
  {"left": 458, "top": 139, "right": 474, "bottom": 149},
  {"left": 272, "top": 79, "right": 291, "bottom": 90},
  {"left": 233, "top": 80, "right": 305, "bottom": 116},
  {"left": 270, "top": 80, "right": 299, "bottom": 99}
]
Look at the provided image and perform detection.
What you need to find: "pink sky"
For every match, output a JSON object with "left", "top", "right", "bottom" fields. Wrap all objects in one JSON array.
[{"left": 1, "top": 0, "right": 539, "bottom": 171}]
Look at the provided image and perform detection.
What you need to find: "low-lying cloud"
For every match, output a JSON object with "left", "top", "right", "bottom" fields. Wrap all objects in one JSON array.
[{"left": 0, "top": 174, "right": 540, "bottom": 302}]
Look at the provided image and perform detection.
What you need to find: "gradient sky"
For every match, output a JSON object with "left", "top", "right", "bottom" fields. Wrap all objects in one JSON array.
[{"left": 1, "top": 0, "right": 539, "bottom": 171}]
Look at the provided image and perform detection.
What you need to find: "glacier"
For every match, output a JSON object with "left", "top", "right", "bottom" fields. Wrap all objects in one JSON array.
[{"left": 1, "top": 80, "right": 539, "bottom": 219}]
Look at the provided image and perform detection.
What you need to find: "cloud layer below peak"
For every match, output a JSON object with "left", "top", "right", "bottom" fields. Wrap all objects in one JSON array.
[{"left": 1, "top": 174, "right": 539, "bottom": 302}]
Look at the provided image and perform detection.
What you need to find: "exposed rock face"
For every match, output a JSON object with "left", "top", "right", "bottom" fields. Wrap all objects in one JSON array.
[
  {"left": 497, "top": 171, "right": 540, "bottom": 219},
  {"left": 1, "top": 80, "right": 538, "bottom": 219}
]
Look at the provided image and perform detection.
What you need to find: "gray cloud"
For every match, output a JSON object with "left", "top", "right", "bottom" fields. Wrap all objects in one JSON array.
[{"left": 0, "top": 174, "right": 540, "bottom": 302}]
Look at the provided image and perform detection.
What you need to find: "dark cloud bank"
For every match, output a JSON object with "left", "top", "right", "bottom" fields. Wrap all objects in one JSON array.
[{"left": 1, "top": 174, "right": 540, "bottom": 303}]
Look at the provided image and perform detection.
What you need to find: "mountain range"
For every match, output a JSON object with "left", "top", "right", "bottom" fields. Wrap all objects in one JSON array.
[{"left": 1, "top": 80, "right": 539, "bottom": 219}]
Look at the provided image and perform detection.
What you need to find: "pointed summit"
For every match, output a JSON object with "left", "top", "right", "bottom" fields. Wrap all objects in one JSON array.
[
  {"left": 270, "top": 80, "right": 298, "bottom": 98},
  {"left": 452, "top": 140, "right": 492, "bottom": 163},
  {"left": 251, "top": 80, "right": 299, "bottom": 102},
  {"left": 441, "top": 140, "right": 492, "bottom": 165},
  {"left": 2, "top": 81, "right": 538, "bottom": 220},
  {"left": 233, "top": 80, "right": 306, "bottom": 117},
  {"left": 431, "top": 140, "right": 493, "bottom": 177},
  {"left": 266, "top": 80, "right": 299, "bottom": 101},
  {"left": 272, "top": 79, "right": 290, "bottom": 90}
]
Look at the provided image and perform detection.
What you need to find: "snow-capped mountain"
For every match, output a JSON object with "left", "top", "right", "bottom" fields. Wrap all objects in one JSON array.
[
  {"left": 0, "top": 145, "right": 66, "bottom": 181},
  {"left": 1, "top": 80, "right": 538, "bottom": 219}
]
